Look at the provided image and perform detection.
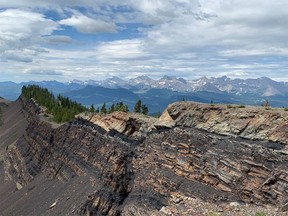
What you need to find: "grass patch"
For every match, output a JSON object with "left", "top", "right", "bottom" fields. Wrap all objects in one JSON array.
[
  {"left": 208, "top": 211, "right": 220, "bottom": 216},
  {"left": 227, "top": 104, "right": 233, "bottom": 109},
  {"left": 226, "top": 104, "right": 246, "bottom": 109},
  {"left": 255, "top": 212, "right": 266, "bottom": 216},
  {"left": 237, "top": 105, "right": 246, "bottom": 108}
]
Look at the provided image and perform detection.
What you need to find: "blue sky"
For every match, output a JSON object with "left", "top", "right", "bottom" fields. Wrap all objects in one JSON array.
[{"left": 1, "top": 0, "right": 288, "bottom": 82}]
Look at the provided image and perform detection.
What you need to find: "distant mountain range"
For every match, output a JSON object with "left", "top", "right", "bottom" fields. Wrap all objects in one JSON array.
[{"left": 1, "top": 76, "right": 288, "bottom": 113}]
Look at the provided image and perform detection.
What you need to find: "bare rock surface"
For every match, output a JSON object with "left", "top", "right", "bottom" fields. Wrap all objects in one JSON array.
[
  {"left": 157, "top": 101, "right": 288, "bottom": 145},
  {"left": 1, "top": 99, "right": 288, "bottom": 215},
  {"left": 77, "top": 111, "right": 157, "bottom": 138}
]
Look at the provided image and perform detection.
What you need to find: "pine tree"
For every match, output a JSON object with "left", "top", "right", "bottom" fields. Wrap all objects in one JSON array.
[
  {"left": 89, "top": 104, "right": 95, "bottom": 112},
  {"left": 109, "top": 104, "right": 115, "bottom": 113},
  {"left": 134, "top": 100, "right": 142, "bottom": 113},
  {"left": 21, "top": 84, "right": 88, "bottom": 123},
  {"left": 101, "top": 103, "right": 107, "bottom": 114},
  {"left": 141, "top": 104, "right": 149, "bottom": 115}
]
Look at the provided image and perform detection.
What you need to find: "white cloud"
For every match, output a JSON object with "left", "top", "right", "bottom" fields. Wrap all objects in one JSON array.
[
  {"left": 59, "top": 15, "right": 116, "bottom": 33},
  {"left": 95, "top": 39, "right": 151, "bottom": 60},
  {"left": 0, "top": 9, "right": 58, "bottom": 62},
  {"left": 219, "top": 48, "right": 288, "bottom": 57},
  {"left": 24, "top": 69, "right": 63, "bottom": 76},
  {"left": 0, "top": 9, "right": 57, "bottom": 42},
  {"left": 1, "top": 1, "right": 288, "bottom": 81}
]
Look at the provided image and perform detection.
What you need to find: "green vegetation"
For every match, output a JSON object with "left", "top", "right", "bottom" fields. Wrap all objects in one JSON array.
[
  {"left": 237, "top": 105, "right": 246, "bottom": 108},
  {"left": 255, "top": 212, "right": 266, "bottom": 216},
  {"left": 114, "top": 102, "right": 129, "bottom": 112},
  {"left": 227, "top": 104, "right": 233, "bottom": 109},
  {"left": 89, "top": 104, "right": 95, "bottom": 112},
  {"left": 100, "top": 103, "right": 107, "bottom": 114},
  {"left": 284, "top": 107, "right": 288, "bottom": 111},
  {"left": 93, "top": 101, "right": 130, "bottom": 114},
  {"left": 208, "top": 211, "right": 220, "bottom": 216},
  {"left": 22, "top": 85, "right": 88, "bottom": 123},
  {"left": 141, "top": 104, "right": 148, "bottom": 115},
  {"left": 227, "top": 104, "right": 246, "bottom": 109},
  {"left": 106, "top": 102, "right": 129, "bottom": 113},
  {"left": 134, "top": 100, "right": 142, "bottom": 113},
  {"left": 134, "top": 100, "right": 149, "bottom": 115},
  {"left": 22, "top": 85, "right": 150, "bottom": 122}
]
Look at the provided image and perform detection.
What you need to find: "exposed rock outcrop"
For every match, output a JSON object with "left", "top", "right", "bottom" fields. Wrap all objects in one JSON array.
[
  {"left": 156, "top": 101, "right": 288, "bottom": 145},
  {"left": 1, "top": 99, "right": 288, "bottom": 215},
  {"left": 77, "top": 111, "right": 157, "bottom": 139}
]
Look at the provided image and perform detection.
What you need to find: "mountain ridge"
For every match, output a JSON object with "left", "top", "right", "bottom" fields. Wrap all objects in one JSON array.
[{"left": 1, "top": 76, "right": 288, "bottom": 113}]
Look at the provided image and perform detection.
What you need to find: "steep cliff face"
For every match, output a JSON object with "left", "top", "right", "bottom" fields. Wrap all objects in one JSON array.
[
  {"left": 0, "top": 97, "right": 28, "bottom": 161},
  {"left": 1, "top": 99, "right": 288, "bottom": 215}
]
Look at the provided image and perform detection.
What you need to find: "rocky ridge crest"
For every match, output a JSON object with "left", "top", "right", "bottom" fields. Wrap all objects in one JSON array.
[
  {"left": 1, "top": 98, "right": 288, "bottom": 215},
  {"left": 157, "top": 101, "right": 288, "bottom": 145}
]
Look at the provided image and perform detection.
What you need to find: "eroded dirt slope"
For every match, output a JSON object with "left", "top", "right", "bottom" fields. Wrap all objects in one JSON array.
[{"left": 0, "top": 97, "right": 28, "bottom": 161}]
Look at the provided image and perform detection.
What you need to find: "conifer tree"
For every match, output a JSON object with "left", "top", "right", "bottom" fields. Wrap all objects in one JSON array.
[
  {"left": 89, "top": 104, "right": 95, "bottom": 112},
  {"left": 134, "top": 100, "right": 142, "bottom": 113},
  {"left": 101, "top": 103, "right": 107, "bottom": 114},
  {"left": 124, "top": 105, "right": 129, "bottom": 112},
  {"left": 109, "top": 104, "right": 115, "bottom": 113},
  {"left": 141, "top": 104, "right": 149, "bottom": 115},
  {"left": 21, "top": 84, "right": 88, "bottom": 123}
]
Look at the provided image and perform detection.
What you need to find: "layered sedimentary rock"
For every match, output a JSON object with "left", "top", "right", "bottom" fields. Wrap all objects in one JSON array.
[
  {"left": 1, "top": 99, "right": 288, "bottom": 215},
  {"left": 156, "top": 101, "right": 288, "bottom": 145},
  {"left": 76, "top": 111, "right": 157, "bottom": 139}
]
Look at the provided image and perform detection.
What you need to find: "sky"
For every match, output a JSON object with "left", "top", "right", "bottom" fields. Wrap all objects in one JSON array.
[{"left": 1, "top": 0, "right": 288, "bottom": 82}]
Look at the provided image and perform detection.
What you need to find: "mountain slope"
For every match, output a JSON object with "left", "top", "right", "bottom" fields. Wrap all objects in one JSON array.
[
  {"left": 62, "top": 85, "right": 139, "bottom": 107},
  {"left": 0, "top": 97, "right": 28, "bottom": 161}
]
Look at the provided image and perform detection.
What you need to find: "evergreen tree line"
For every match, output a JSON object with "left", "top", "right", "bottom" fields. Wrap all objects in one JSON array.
[
  {"left": 22, "top": 85, "right": 150, "bottom": 123},
  {"left": 89, "top": 101, "right": 129, "bottom": 114},
  {"left": 89, "top": 100, "right": 149, "bottom": 115},
  {"left": 133, "top": 100, "right": 148, "bottom": 115},
  {"left": 22, "top": 85, "right": 88, "bottom": 123}
]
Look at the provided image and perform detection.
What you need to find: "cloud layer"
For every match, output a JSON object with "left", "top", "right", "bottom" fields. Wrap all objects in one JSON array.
[{"left": 1, "top": 1, "right": 288, "bottom": 82}]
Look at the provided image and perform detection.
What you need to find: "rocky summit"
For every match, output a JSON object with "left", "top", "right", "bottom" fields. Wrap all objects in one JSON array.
[{"left": 0, "top": 97, "right": 288, "bottom": 215}]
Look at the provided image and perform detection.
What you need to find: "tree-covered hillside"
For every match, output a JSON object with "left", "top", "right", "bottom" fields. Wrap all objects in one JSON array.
[{"left": 22, "top": 85, "right": 88, "bottom": 123}]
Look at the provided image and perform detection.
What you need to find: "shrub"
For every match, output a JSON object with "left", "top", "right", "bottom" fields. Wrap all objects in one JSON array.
[
  {"left": 255, "top": 212, "right": 266, "bottom": 216},
  {"left": 237, "top": 105, "right": 246, "bottom": 108},
  {"left": 227, "top": 104, "right": 233, "bottom": 109}
]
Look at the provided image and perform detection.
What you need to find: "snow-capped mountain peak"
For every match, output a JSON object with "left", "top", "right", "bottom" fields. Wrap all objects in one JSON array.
[{"left": 67, "top": 75, "right": 288, "bottom": 97}]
